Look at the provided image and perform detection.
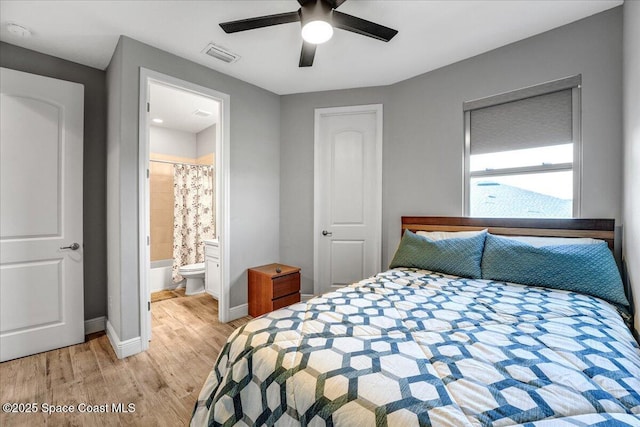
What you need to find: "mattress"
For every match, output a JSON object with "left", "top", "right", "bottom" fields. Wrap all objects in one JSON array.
[{"left": 191, "top": 268, "right": 640, "bottom": 426}]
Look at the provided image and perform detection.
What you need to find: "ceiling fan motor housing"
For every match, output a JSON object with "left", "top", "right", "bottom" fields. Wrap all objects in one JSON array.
[{"left": 300, "top": 0, "right": 333, "bottom": 27}]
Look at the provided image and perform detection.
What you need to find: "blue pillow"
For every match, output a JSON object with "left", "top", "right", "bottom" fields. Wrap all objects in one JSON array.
[
  {"left": 481, "top": 234, "right": 628, "bottom": 307},
  {"left": 389, "top": 230, "right": 486, "bottom": 279}
]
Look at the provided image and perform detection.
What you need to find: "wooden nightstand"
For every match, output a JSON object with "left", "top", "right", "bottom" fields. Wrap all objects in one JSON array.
[{"left": 248, "top": 263, "right": 301, "bottom": 317}]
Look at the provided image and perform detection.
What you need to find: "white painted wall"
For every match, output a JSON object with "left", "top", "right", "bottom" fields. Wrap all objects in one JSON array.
[
  {"left": 623, "top": 0, "right": 640, "bottom": 333},
  {"left": 149, "top": 126, "right": 196, "bottom": 158},
  {"left": 196, "top": 124, "right": 215, "bottom": 158}
]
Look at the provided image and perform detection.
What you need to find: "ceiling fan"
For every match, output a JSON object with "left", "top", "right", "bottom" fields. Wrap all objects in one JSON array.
[{"left": 219, "top": 0, "right": 398, "bottom": 67}]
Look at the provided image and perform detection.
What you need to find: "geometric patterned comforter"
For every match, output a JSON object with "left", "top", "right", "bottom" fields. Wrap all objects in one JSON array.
[{"left": 191, "top": 268, "right": 640, "bottom": 426}]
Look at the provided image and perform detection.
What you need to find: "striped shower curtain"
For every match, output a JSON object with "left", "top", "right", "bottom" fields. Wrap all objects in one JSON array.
[{"left": 172, "top": 164, "right": 215, "bottom": 283}]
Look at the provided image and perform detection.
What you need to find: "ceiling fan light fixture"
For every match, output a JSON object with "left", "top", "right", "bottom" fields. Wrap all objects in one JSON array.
[
  {"left": 301, "top": 20, "right": 333, "bottom": 44},
  {"left": 218, "top": 0, "right": 398, "bottom": 67}
]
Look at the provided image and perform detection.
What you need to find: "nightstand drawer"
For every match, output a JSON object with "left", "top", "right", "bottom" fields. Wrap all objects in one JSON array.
[
  {"left": 248, "top": 263, "right": 301, "bottom": 317},
  {"left": 272, "top": 292, "right": 301, "bottom": 310},
  {"left": 273, "top": 273, "right": 300, "bottom": 299}
]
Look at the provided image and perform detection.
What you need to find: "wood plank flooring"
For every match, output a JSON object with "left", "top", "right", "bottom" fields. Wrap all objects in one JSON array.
[
  {"left": 150, "top": 288, "right": 181, "bottom": 303},
  {"left": 0, "top": 292, "right": 251, "bottom": 427}
]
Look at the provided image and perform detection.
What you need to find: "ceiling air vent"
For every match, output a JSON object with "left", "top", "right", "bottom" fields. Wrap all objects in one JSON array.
[
  {"left": 202, "top": 43, "right": 240, "bottom": 64},
  {"left": 193, "top": 109, "right": 212, "bottom": 117}
]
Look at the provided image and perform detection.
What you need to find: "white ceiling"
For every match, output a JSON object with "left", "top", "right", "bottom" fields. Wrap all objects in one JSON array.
[
  {"left": 149, "top": 82, "right": 219, "bottom": 133},
  {"left": 0, "top": 1, "right": 623, "bottom": 95}
]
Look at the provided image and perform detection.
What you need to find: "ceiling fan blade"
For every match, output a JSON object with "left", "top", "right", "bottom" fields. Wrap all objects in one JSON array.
[
  {"left": 220, "top": 11, "right": 300, "bottom": 33},
  {"left": 299, "top": 41, "right": 317, "bottom": 67},
  {"left": 332, "top": 10, "right": 398, "bottom": 42}
]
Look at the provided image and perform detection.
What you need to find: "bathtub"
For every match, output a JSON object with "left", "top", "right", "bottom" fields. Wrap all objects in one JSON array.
[{"left": 150, "top": 259, "right": 178, "bottom": 292}]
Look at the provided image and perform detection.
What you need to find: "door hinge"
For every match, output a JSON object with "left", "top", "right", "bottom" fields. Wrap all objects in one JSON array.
[
  {"left": 147, "top": 102, "right": 150, "bottom": 113},
  {"left": 146, "top": 168, "right": 149, "bottom": 179},
  {"left": 148, "top": 301, "right": 151, "bottom": 311},
  {"left": 147, "top": 236, "right": 150, "bottom": 246}
]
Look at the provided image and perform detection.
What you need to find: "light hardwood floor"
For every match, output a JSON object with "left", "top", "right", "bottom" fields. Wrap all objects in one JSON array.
[{"left": 0, "top": 291, "right": 250, "bottom": 427}]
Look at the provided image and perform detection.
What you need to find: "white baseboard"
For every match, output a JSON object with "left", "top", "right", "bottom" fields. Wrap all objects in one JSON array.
[
  {"left": 84, "top": 316, "right": 106, "bottom": 335},
  {"left": 106, "top": 320, "right": 143, "bottom": 359},
  {"left": 301, "top": 293, "right": 315, "bottom": 302},
  {"left": 229, "top": 303, "right": 248, "bottom": 320}
]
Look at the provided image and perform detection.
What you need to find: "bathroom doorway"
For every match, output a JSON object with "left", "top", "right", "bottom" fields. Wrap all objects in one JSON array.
[{"left": 138, "top": 69, "right": 231, "bottom": 349}]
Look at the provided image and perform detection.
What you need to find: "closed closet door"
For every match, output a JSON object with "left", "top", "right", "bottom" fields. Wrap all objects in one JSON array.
[
  {"left": 0, "top": 67, "right": 84, "bottom": 361},
  {"left": 314, "top": 105, "right": 382, "bottom": 295}
]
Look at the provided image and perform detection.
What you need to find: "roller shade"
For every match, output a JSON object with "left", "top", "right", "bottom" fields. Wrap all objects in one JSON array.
[{"left": 470, "top": 89, "right": 573, "bottom": 155}]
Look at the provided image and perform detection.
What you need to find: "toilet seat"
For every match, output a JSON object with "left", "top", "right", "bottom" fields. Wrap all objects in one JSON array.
[{"left": 179, "top": 262, "right": 205, "bottom": 274}]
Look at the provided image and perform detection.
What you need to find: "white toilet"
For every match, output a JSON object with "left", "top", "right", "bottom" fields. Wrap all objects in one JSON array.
[{"left": 179, "top": 262, "right": 206, "bottom": 295}]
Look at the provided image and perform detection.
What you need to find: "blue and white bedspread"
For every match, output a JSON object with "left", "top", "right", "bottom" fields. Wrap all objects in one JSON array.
[{"left": 192, "top": 268, "right": 640, "bottom": 426}]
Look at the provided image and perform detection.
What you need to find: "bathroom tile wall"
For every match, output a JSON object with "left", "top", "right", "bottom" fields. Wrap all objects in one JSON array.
[{"left": 149, "top": 152, "right": 215, "bottom": 262}]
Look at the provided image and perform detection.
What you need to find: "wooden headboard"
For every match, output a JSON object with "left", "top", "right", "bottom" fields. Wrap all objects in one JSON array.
[{"left": 402, "top": 216, "right": 616, "bottom": 250}]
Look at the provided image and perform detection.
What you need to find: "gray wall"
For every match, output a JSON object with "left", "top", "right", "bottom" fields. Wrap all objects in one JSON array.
[
  {"left": 107, "top": 36, "right": 280, "bottom": 341},
  {"left": 106, "top": 37, "right": 124, "bottom": 336},
  {"left": 2, "top": 6, "right": 627, "bottom": 339},
  {"left": 197, "top": 124, "right": 216, "bottom": 157},
  {"left": 149, "top": 126, "right": 197, "bottom": 158},
  {"left": 0, "top": 42, "right": 107, "bottom": 321},
  {"left": 623, "top": 1, "right": 640, "bottom": 333},
  {"left": 280, "top": 8, "right": 624, "bottom": 295},
  {"left": 280, "top": 87, "right": 389, "bottom": 294}
]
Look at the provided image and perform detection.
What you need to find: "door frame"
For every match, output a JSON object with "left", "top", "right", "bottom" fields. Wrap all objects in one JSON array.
[
  {"left": 313, "top": 104, "right": 383, "bottom": 295},
  {"left": 138, "top": 68, "right": 231, "bottom": 349}
]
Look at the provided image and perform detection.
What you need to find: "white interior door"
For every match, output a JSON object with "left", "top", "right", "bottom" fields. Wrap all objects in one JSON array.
[
  {"left": 0, "top": 67, "right": 84, "bottom": 362},
  {"left": 314, "top": 105, "right": 382, "bottom": 295}
]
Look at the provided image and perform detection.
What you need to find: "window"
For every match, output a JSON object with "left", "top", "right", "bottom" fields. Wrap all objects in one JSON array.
[{"left": 463, "top": 76, "right": 581, "bottom": 218}]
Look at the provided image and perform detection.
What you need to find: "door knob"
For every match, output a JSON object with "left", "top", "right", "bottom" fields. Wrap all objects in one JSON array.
[
  {"left": 322, "top": 230, "right": 333, "bottom": 236},
  {"left": 60, "top": 243, "right": 80, "bottom": 250}
]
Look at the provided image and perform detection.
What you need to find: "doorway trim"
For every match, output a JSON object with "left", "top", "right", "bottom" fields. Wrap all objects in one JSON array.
[
  {"left": 313, "top": 104, "right": 383, "bottom": 295},
  {"left": 138, "top": 68, "right": 231, "bottom": 349}
]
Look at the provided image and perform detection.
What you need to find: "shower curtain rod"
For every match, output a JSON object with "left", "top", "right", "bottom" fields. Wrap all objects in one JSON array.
[{"left": 149, "top": 159, "right": 213, "bottom": 167}]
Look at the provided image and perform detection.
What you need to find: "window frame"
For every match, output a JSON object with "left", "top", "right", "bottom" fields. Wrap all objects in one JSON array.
[{"left": 463, "top": 75, "right": 582, "bottom": 218}]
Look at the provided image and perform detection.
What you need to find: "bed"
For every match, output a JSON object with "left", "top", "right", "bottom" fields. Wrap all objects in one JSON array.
[{"left": 192, "top": 217, "right": 640, "bottom": 426}]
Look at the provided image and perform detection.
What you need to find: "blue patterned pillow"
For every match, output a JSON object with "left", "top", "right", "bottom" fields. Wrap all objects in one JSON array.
[
  {"left": 390, "top": 230, "right": 486, "bottom": 279},
  {"left": 481, "top": 234, "right": 628, "bottom": 307}
]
